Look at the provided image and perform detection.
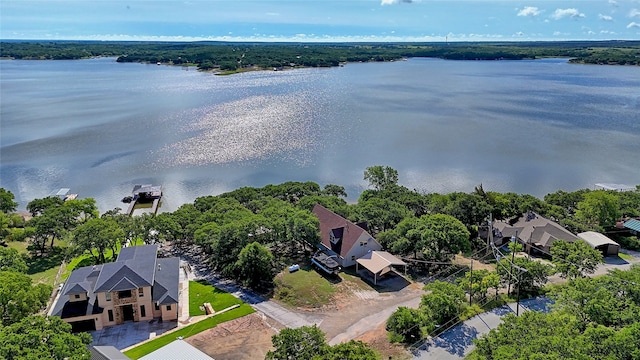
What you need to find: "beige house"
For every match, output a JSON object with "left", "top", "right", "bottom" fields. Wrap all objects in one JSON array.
[{"left": 51, "top": 244, "right": 179, "bottom": 332}]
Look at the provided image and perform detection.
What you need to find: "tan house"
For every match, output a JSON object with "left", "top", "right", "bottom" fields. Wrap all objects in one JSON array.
[
  {"left": 51, "top": 244, "right": 179, "bottom": 332},
  {"left": 492, "top": 211, "right": 580, "bottom": 254},
  {"left": 312, "top": 204, "right": 382, "bottom": 268}
]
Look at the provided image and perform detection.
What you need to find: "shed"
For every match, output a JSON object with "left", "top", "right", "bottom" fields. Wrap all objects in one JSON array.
[
  {"left": 356, "top": 251, "right": 407, "bottom": 285},
  {"left": 623, "top": 219, "right": 640, "bottom": 235},
  {"left": 578, "top": 231, "right": 620, "bottom": 256}
]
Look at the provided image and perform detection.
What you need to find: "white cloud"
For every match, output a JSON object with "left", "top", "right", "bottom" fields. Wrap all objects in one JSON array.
[
  {"left": 553, "top": 31, "right": 562, "bottom": 36},
  {"left": 599, "top": 14, "right": 613, "bottom": 21},
  {"left": 517, "top": 6, "right": 541, "bottom": 17},
  {"left": 600, "top": 30, "right": 616, "bottom": 34},
  {"left": 609, "top": 0, "right": 618, "bottom": 5},
  {"left": 551, "top": 8, "right": 585, "bottom": 20},
  {"left": 627, "top": 22, "right": 640, "bottom": 28},
  {"left": 630, "top": 9, "right": 640, "bottom": 18},
  {"left": 381, "top": 0, "right": 414, "bottom": 5}
]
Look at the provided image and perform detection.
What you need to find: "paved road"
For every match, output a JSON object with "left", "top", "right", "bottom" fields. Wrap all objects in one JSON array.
[{"left": 412, "top": 297, "right": 553, "bottom": 359}]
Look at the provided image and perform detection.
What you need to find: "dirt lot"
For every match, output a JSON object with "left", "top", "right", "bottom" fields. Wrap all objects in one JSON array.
[
  {"left": 186, "top": 313, "right": 281, "bottom": 360},
  {"left": 187, "top": 270, "right": 424, "bottom": 359}
]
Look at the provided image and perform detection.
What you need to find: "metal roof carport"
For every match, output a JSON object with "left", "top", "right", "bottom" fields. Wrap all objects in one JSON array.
[
  {"left": 356, "top": 251, "right": 407, "bottom": 285},
  {"left": 578, "top": 231, "right": 620, "bottom": 256}
]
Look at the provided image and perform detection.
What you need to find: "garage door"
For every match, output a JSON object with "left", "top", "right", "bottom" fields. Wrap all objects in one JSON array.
[{"left": 69, "top": 319, "right": 96, "bottom": 332}]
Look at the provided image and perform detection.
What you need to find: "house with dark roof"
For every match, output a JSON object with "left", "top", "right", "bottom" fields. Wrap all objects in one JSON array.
[
  {"left": 492, "top": 212, "right": 580, "bottom": 254},
  {"left": 312, "top": 204, "right": 382, "bottom": 268},
  {"left": 51, "top": 244, "right": 179, "bottom": 332}
]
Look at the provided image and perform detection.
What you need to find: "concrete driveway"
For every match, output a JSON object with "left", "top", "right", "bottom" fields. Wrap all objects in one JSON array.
[
  {"left": 90, "top": 319, "right": 178, "bottom": 350},
  {"left": 413, "top": 297, "right": 553, "bottom": 359}
]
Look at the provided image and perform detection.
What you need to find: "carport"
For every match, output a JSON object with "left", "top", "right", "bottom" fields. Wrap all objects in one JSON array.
[
  {"left": 578, "top": 231, "right": 620, "bottom": 256},
  {"left": 356, "top": 251, "right": 407, "bottom": 285}
]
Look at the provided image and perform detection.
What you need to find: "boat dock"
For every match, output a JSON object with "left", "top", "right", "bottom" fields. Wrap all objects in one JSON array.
[{"left": 122, "top": 184, "right": 162, "bottom": 216}]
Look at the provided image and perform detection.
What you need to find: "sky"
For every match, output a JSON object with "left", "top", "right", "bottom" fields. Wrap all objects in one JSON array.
[{"left": 1, "top": 0, "right": 640, "bottom": 42}]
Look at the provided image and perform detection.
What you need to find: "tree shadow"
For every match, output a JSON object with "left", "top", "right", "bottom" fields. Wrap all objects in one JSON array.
[
  {"left": 418, "top": 323, "right": 479, "bottom": 357},
  {"left": 26, "top": 246, "right": 66, "bottom": 275}
]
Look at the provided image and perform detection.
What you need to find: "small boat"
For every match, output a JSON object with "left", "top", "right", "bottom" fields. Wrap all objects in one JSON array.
[{"left": 121, "top": 196, "right": 134, "bottom": 203}]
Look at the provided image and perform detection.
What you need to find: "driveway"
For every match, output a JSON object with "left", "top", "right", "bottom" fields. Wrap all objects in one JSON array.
[
  {"left": 90, "top": 319, "right": 178, "bottom": 350},
  {"left": 412, "top": 297, "right": 553, "bottom": 359}
]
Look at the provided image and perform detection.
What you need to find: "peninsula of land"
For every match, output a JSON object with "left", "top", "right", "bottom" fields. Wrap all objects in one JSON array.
[{"left": 1, "top": 40, "right": 639, "bottom": 74}]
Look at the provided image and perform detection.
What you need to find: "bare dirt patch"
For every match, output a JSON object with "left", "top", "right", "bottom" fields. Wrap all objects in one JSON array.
[
  {"left": 186, "top": 313, "right": 281, "bottom": 360},
  {"left": 355, "top": 322, "right": 411, "bottom": 360}
]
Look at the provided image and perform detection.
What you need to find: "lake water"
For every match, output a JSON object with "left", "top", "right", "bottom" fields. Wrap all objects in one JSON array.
[{"left": 1, "top": 57, "right": 639, "bottom": 212}]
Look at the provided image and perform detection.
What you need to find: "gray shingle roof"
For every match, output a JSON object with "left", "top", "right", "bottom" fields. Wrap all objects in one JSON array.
[
  {"left": 52, "top": 265, "right": 103, "bottom": 318},
  {"left": 153, "top": 257, "right": 180, "bottom": 305},
  {"left": 94, "top": 245, "right": 159, "bottom": 292}
]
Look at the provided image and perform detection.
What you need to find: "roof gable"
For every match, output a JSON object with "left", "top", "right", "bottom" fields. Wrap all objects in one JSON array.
[
  {"left": 94, "top": 245, "right": 159, "bottom": 292},
  {"left": 312, "top": 204, "right": 373, "bottom": 258},
  {"left": 94, "top": 263, "right": 152, "bottom": 292}
]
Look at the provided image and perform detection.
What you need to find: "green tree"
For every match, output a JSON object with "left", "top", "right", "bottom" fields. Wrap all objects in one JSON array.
[
  {"left": 457, "top": 269, "right": 499, "bottom": 301},
  {"left": 321, "top": 340, "right": 379, "bottom": 360},
  {"left": 575, "top": 191, "right": 621, "bottom": 231},
  {"left": 353, "top": 197, "right": 410, "bottom": 235},
  {"left": 0, "top": 271, "right": 51, "bottom": 326},
  {"left": 322, "top": 184, "right": 347, "bottom": 198},
  {"left": 551, "top": 240, "right": 603, "bottom": 279},
  {"left": 235, "top": 242, "right": 275, "bottom": 290},
  {"left": 72, "top": 217, "right": 124, "bottom": 264},
  {"left": 0, "top": 247, "right": 28, "bottom": 273},
  {"left": 266, "top": 325, "right": 328, "bottom": 360},
  {"left": 0, "top": 211, "right": 10, "bottom": 242},
  {"left": 0, "top": 315, "right": 92, "bottom": 360},
  {"left": 26, "top": 196, "right": 64, "bottom": 217},
  {"left": 363, "top": 165, "right": 399, "bottom": 191},
  {"left": 421, "top": 281, "right": 466, "bottom": 326},
  {"left": 497, "top": 257, "right": 551, "bottom": 294},
  {"left": 386, "top": 214, "right": 470, "bottom": 261},
  {"left": 386, "top": 306, "right": 432, "bottom": 344},
  {"left": 0, "top": 188, "right": 18, "bottom": 213}
]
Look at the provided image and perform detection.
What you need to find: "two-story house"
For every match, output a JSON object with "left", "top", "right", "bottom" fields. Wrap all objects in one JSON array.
[
  {"left": 50, "top": 244, "right": 179, "bottom": 332},
  {"left": 312, "top": 204, "right": 382, "bottom": 268}
]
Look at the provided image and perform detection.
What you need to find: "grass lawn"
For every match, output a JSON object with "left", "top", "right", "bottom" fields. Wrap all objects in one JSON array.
[
  {"left": 274, "top": 266, "right": 336, "bottom": 308},
  {"left": 189, "top": 280, "right": 244, "bottom": 316},
  {"left": 619, "top": 252, "right": 634, "bottom": 260},
  {"left": 123, "top": 303, "right": 254, "bottom": 359}
]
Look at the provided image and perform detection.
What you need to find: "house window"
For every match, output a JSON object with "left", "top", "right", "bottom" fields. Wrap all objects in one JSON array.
[
  {"left": 140, "top": 305, "right": 146, "bottom": 318},
  {"left": 138, "top": 288, "right": 144, "bottom": 297},
  {"left": 360, "top": 242, "right": 364, "bottom": 246},
  {"left": 351, "top": 255, "right": 355, "bottom": 260},
  {"left": 74, "top": 294, "right": 80, "bottom": 299},
  {"left": 108, "top": 310, "right": 114, "bottom": 322},
  {"left": 118, "top": 290, "right": 132, "bottom": 298},
  {"left": 105, "top": 292, "right": 111, "bottom": 301},
  {"left": 166, "top": 305, "right": 172, "bottom": 311},
  {"left": 155, "top": 303, "right": 160, "bottom": 311}
]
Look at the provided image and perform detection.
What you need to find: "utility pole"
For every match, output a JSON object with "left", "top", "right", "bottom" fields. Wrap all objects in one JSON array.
[
  {"left": 512, "top": 265, "right": 527, "bottom": 316},
  {"left": 507, "top": 231, "right": 517, "bottom": 296},
  {"left": 469, "top": 259, "right": 473, "bottom": 306}
]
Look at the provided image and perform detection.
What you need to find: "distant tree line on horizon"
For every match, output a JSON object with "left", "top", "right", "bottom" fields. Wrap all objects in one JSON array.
[{"left": 1, "top": 40, "right": 639, "bottom": 70}]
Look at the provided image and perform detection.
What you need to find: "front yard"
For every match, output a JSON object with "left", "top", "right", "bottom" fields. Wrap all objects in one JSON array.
[{"left": 123, "top": 281, "right": 254, "bottom": 359}]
